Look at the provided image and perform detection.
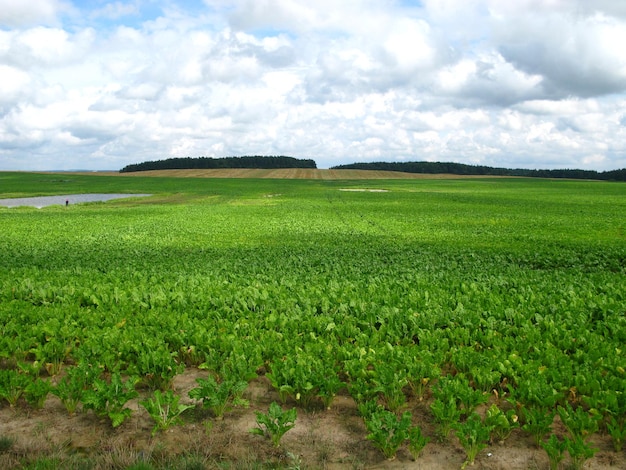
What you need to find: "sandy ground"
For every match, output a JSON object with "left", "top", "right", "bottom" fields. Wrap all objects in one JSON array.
[{"left": 0, "top": 368, "right": 623, "bottom": 469}]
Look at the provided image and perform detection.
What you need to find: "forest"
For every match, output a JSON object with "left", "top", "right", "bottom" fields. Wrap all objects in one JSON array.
[
  {"left": 331, "top": 161, "right": 626, "bottom": 181},
  {"left": 119, "top": 156, "right": 317, "bottom": 172}
]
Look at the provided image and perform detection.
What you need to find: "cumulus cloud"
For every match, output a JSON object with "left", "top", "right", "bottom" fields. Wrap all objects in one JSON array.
[
  {"left": 90, "top": 1, "right": 140, "bottom": 21},
  {"left": 435, "top": 53, "right": 544, "bottom": 106},
  {"left": 0, "top": 0, "right": 625, "bottom": 171},
  {"left": 0, "top": 0, "right": 72, "bottom": 27},
  {"left": 495, "top": 11, "right": 626, "bottom": 97},
  {"left": 1, "top": 27, "right": 95, "bottom": 70}
]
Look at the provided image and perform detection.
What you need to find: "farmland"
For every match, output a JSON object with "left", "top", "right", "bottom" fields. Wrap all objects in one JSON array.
[{"left": 0, "top": 171, "right": 625, "bottom": 469}]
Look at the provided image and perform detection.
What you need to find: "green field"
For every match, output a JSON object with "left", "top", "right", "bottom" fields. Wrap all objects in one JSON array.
[{"left": 0, "top": 171, "right": 625, "bottom": 469}]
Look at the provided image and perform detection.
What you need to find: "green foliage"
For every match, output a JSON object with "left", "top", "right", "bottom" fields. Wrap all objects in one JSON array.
[
  {"left": 188, "top": 374, "right": 249, "bottom": 418},
  {"left": 125, "top": 463, "right": 156, "bottom": 470},
  {"left": 139, "top": 390, "right": 194, "bottom": 435},
  {"left": 132, "top": 346, "right": 183, "bottom": 391},
  {"left": 348, "top": 377, "right": 381, "bottom": 407},
  {"left": 218, "top": 351, "right": 261, "bottom": 384},
  {"left": 0, "top": 435, "right": 15, "bottom": 453},
  {"left": 250, "top": 402, "right": 297, "bottom": 447},
  {"left": 331, "top": 160, "right": 626, "bottom": 181},
  {"left": 50, "top": 363, "right": 98, "bottom": 415},
  {"left": 363, "top": 407, "right": 413, "bottom": 460},
  {"left": 557, "top": 403, "right": 601, "bottom": 441},
  {"left": 120, "top": 155, "right": 317, "bottom": 172},
  {"left": 267, "top": 348, "right": 344, "bottom": 410},
  {"left": 355, "top": 399, "right": 378, "bottom": 419},
  {"left": 31, "top": 338, "right": 73, "bottom": 376},
  {"left": 584, "top": 387, "right": 626, "bottom": 452},
  {"left": 267, "top": 354, "right": 317, "bottom": 409},
  {"left": 0, "top": 369, "right": 30, "bottom": 407},
  {"left": 551, "top": 403, "right": 601, "bottom": 469},
  {"left": 1, "top": 173, "right": 625, "bottom": 464},
  {"left": 484, "top": 404, "right": 519, "bottom": 443},
  {"left": 360, "top": 402, "right": 430, "bottom": 461},
  {"left": 406, "top": 353, "right": 439, "bottom": 400},
  {"left": 372, "top": 365, "right": 409, "bottom": 413},
  {"left": 454, "top": 413, "right": 493, "bottom": 469},
  {"left": 607, "top": 415, "right": 626, "bottom": 452},
  {"left": 24, "top": 377, "right": 52, "bottom": 409},
  {"left": 432, "top": 375, "right": 487, "bottom": 418},
  {"left": 566, "top": 435, "right": 598, "bottom": 470},
  {"left": 430, "top": 398, "right": 462, "bottom": 441},
  {"left": 521, "top": 406, "right": 555, "bottom": 447},
  {"left": 82, "top": 372, "right": 139, "bottom": 427},
  {"left": 540, "top": 434, "right": 567, "bottom": 470},
  {"left": 408, "top": 425, "right": 430, "bottom": 460}
]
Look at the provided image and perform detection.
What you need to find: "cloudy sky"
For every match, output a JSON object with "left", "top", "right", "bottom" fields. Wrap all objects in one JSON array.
[{"left": 1, "top": 0, "right": 626, "bottom": 171}]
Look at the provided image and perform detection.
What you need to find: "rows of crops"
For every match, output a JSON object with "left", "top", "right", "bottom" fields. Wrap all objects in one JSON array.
[{"left": 0, "top": 172, "right": 625, "bottom": 468}]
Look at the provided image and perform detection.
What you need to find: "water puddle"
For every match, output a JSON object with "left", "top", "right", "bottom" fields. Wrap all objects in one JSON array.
[
  {"left": 0, "top": 194, "right": 152, "bottom": 208},
  {"left": 338, "top": 188, "right": 389, "bottom": 192}
]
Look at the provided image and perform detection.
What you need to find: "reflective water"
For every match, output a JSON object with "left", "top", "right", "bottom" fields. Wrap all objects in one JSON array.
[{"left": 0, "top": 194, "right": 151, "bottom": 208}]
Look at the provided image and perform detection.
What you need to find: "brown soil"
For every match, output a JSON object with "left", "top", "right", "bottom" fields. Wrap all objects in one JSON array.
[
  {"left": 0, "top": 368, "right": 622, "bottom": 469},
  {"left": 87, "top": 169, "right": 504, "bottom": 179}
]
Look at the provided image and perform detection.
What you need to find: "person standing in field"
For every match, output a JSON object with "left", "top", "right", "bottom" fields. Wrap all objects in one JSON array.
[{"left": 65, "top": 199, "right": 69, "bottom": 207}]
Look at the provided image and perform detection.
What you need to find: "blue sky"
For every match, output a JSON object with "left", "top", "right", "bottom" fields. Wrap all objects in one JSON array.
[{"left": 1, "top": 0, "right": 626, "bottom": 171}]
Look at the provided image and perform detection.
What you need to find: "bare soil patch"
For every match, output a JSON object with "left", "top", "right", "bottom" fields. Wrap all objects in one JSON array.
[
  {"left": 89, "top": 169, "right": 499, "bottom": 180},
  {"left": 0, "top": 368, "right": 622, "bottom": 469}
]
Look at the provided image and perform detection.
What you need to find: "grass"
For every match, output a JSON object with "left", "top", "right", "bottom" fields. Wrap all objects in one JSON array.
[{"left": 0, "top": 436, "right": 14, "bottom": 453}]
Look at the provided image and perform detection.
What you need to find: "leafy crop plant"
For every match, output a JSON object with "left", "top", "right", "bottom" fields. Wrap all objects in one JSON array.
[
  {"left": 364, "top": 407, "right": 413, "bottom": 460},
  {"left": 188, "top": 375, "right": 249, "bottom": 418},
  {"left": 139, "top": 390, "right": 193, "bottom": 435},
  {"left": 250, "top": 402, "right": 297, "bottom": 448},
  {"left": 455, "top": 413, "right": 493, "bottom": 468},
  {"left": 82, "top": 372, "right": 139, "bottom": 427}
]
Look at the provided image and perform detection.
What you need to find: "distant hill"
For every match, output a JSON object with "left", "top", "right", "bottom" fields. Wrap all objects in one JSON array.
[
  {"left": 330, "top": 161, "right": 626, "bottom": 181},
  {"left": 120, "top": 156, "right": 316, "bottom": 173}
]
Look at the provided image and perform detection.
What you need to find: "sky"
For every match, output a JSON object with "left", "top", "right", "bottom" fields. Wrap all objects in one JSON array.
[{"left": 1, "top": 1, "right": 626, "bottom": 171}]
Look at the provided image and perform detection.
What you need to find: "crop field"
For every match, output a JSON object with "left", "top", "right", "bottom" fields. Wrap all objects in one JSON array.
[{"left": 0, "top": 171, "right": 625, "bottom": 469}]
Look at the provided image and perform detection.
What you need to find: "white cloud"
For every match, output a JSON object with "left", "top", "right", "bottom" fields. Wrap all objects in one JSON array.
[
  {"left": 227, "top": 0, "right": 384, "bottom": 34},
  {"left": 8, "top": 27, "right": 95, "bottom": 68},
  {"left": 494, "top": 10, "right": 626, "bottom": 97},
  {"left": 0, "top": 64, "right": 31, "bottom": 102},
  {"left": 381, "top": 18, "right": 436, "bottom": 72},
  {"left": 0, "top": 0, "right": 71, "bottom": 27},
  {"left": 516, "top": 98, "right": 600, "bottom": 116},
  {"left": 91, "top": 1, "right": 140, "bottom": 20},
  {"left": 435, "top": 53, "right": 544, "bottom": 105},
  {"left": 0, "top": 0, "right": 625, "bottom": 172}
]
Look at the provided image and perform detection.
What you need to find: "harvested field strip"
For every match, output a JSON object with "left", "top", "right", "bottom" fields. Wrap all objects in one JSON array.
[{"left": 105, "top": 168, "right": 500, "bottom": 179}]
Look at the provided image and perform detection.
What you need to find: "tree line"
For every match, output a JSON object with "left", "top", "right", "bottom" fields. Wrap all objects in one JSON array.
[
  {"left": 331, "top": 161, "right": 626, "bottom": 181},
  {"left": 119, "top": 156, "right": 317, "bottom": 173},
  {"left": 120, "top": 156, "right": 625, "bottom": 181}
]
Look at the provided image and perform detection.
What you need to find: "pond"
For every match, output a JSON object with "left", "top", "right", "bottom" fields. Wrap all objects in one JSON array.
[{"left": 0, "top": 194, "right": 152, "bottom": 208}]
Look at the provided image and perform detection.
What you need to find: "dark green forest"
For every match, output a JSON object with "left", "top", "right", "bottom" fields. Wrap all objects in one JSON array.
[
  {"left": 119, "top": 156, "right": 317, "bottom": 172},
  {"left": 331, "top": 161, "right": 626, "bottom": 181}
]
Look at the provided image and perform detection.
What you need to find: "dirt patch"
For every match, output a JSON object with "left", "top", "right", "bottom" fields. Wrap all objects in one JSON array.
[
  {"left": 78, "top": 169, "right": 503, "bottom": 180},
  {"left": 0, "top": 369, "right": 622, "bottom": 469}
]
